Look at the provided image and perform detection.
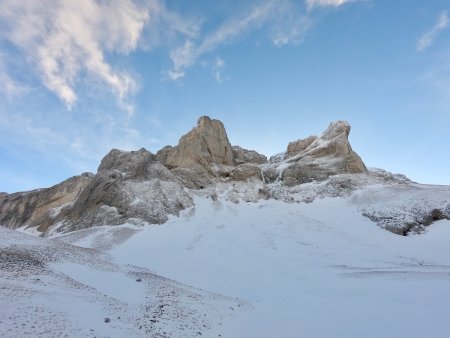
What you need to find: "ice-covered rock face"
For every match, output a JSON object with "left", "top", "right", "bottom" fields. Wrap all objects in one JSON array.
[{"left": 271, "top": 120, "right": 368, "bottom": 185}]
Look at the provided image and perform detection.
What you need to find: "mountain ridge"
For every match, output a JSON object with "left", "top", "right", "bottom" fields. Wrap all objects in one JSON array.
[{"left": 1, "top": 116, "right": 448, "bottom": 236}]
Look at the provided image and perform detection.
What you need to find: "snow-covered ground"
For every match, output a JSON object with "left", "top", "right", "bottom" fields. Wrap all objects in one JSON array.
[
  {"left": 0, "top": 226, "right": 242, "bottom": 338},
  {"left": 2, "top": 179, "right": 450, "bottom": 338},
  {"left": 53, "top": 191, "right": 450, "bottom": 338}
]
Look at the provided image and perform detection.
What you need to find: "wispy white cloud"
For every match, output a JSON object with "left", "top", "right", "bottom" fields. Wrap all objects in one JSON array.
[
  {"left": 270, "top": 2, "right": 312, "bottom": 46},
  {"left": 0, "top": 0, "right": 150, "bottom": 109},
  {"left": 167, "top": 40, "right": 197, "bottom": 80},
  {"left": 212, "top": 57, "right": 227, "bottom": 83},
  {"left": 141, "top": 1, "right": 200, "bottom": 50},
  {"left": 417, "top": 11, "right": 449, "bottom": 52},
  {"left": 306, "top": 0, "right": 357, "bottom": 10},
  {"left": 197, "top": 1, "right": 276, "bottom": 55},
  {"left": 168, "top": 2, "right": 273, "bottom": 80},
  {"left": 168, "top": 0, "right": 311, "bottom": 80}
]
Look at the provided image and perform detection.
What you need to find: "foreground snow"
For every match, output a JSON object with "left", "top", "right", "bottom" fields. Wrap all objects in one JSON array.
[
  {"left": 0, "top": 226, "right": 242, "bottom": 338},
  {"left": 53, "top": 192, "right": 450, "bottom": 338}
]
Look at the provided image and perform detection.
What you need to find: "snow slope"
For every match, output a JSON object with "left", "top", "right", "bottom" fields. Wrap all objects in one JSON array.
[
  {"left": 0, "top": 227, "right": 242, "bottom": 338},
  {"left": 56, "top": 190, "right": 450, "bottom": 338}
]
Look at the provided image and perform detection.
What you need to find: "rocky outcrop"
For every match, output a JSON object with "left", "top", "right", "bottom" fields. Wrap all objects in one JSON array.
[
  {"left": 232, "top": 146, "right": 267, "bottom": 165},
  {"left": 99, "top": 148, "right": 175, "bottom": 181},
  {"left": 0, "top": 149, "right": 193, "bottom": 234},
  {"left": 59, "top": 148, "right": 193, "bottom": 233},
  {"left": 0, "top": 117, "right": 372, "bottom": 235},
  {"left": 286, "top": 135, "right": 317, "bottom": 158},
  {"left": 267, "top": 121, "right": 367, "bottom": 186},
  {"left": 156, "top": 116, "right": 268, "bottom": 184},
  {"left": 157, "top": 116, "right": 234, "bottom": 172},
  {"left": 0, "top": 174, "right": 93, "bottom": 232}
]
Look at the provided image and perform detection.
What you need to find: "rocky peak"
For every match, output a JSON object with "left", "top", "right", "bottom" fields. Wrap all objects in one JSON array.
[
  {"left": 271, "top": 120, "right": 368, "bottom": 185},
  {"left": 321, "top": 120, "right": 351, "bottom": 141},
  {"left": 157, "top": 116, "right": 234, "bottom": 170}
]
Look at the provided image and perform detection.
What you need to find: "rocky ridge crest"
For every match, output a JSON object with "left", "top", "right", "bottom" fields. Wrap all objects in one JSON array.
[{"left": 1, "top": 116, "right": 448, "bottom": 236}]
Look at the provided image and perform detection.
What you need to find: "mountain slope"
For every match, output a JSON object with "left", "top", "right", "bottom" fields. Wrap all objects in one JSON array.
[{"left": 56, "top": 191, "right": 450, "bottom": 338}]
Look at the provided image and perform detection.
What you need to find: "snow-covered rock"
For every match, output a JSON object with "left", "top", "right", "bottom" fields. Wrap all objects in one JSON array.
[
  {"left": 58, "top": 149, "right": 193, "bottom": 233},
  {"left": 1, "top": 117, "right": 448, "bottom": 236},
  {"left": 268, "top": 120, "right": 368, "bottom": 186}
]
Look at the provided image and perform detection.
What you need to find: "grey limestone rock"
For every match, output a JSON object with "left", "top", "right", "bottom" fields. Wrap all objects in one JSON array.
[{"left": 60, "top": 148, "right": 193, "bottom": 232}]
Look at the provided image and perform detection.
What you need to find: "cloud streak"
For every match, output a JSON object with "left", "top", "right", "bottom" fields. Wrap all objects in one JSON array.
[
  {"left": 306, "top": 0, "right": 357, "bottom": 10},
  {"left": 0, "top": 0, "right": 149, "bottom": 109},
  {"left": 212, "top": 57, "right": 226, "bottom": 83},
  {"left": 417, "top": 11, "right": 449, "bottom": 52},
  {"left": 168, "top": 0, "right": 311, "bottom": 80}
]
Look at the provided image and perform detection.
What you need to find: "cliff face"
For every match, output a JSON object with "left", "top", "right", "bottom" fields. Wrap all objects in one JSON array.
[
  {"left": 156, "top": 116, "right": 235, "bottom": 171},
  {"left": 0, "top": 174, "right": 93, "bottom": 232},
  {"left": 0, "top": 117, "right": 370, "bottom": 235}
]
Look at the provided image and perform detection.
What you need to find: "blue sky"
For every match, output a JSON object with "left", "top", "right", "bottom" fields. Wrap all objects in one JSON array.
[{"left": 1, "top": 0, "right": 449, "bottom": 193}]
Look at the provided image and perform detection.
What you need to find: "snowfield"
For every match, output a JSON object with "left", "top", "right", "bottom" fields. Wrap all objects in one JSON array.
[
  {"left": 2, "top": 181, "right": 450, "bottom": 337},
  {"left": 0, "top": 226, "right": 243, "bottom": 338}
]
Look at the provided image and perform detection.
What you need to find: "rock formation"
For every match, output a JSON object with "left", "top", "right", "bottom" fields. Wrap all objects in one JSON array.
[
  {"left": 232, "top": 146, "right": 267, "bottom": 165},
  {"left": 0, "top": 174, "right": 93, "bottom": 232},
  {"left": 0, "top": 117, "right": 374, "bottom": 235},
  {"left": 286, "top": 135, "right": 317, "bottom": 158},
  {"left": 156, "top": 116, "right": 267, "bottom": 187},
  {"left": 0, "top": 149, "right": 192, "bottom": 235},
  {"left": 271, "top": 121, "right": 368, "bottom": 186},
  {"left": 60, "top": 148, "right": 193, "bottom": 233},
  {"left": 156, "top": 116, "right": 235, "bottom": 171}
]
